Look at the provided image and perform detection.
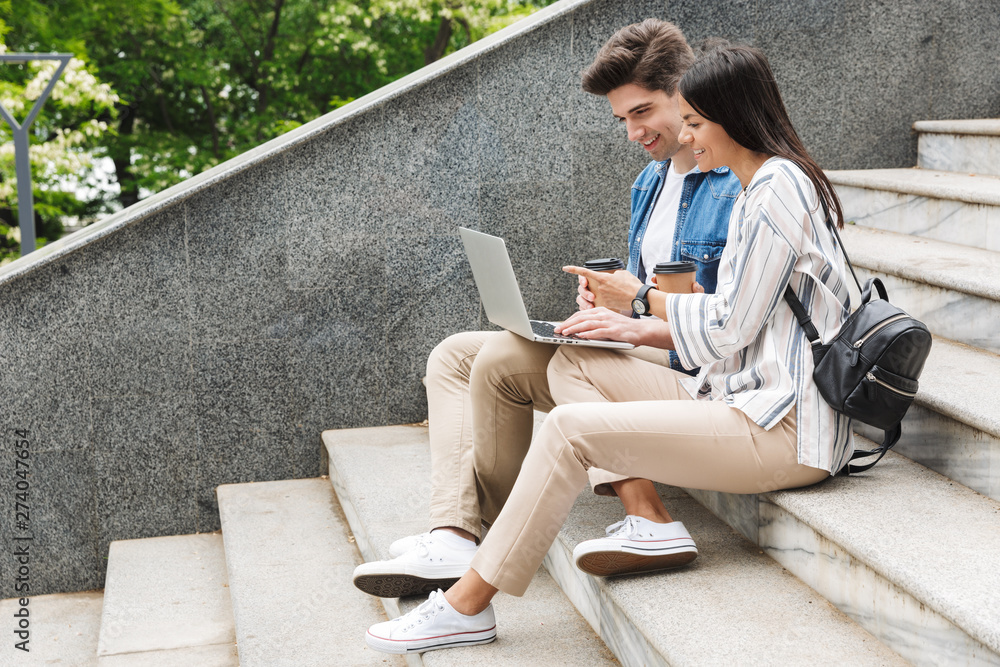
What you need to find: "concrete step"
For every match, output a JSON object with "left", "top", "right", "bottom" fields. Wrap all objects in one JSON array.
[
  {"left": 216, "top": 478, "right": 402, "bottom": 667},
  {"left": 686, "top": 446, "right": 1000, "bottom": 667},
  {"left": 95, "top": 533, "right": 238, "bottom": 665},
  {"left": 830, "top": 225, "right": 1000, "bottom": 498},
  {"left": 854, "top": 335, "right": 1000, "bottom": 502},
  {"left": 839, "top": 224, "right": 1000, "bottom": 354},
  {"left": 829, "top": 167, "right": 1000, "bottom": 252},
  {"left": 323, "top": 424, "right": 619, "bottom": 667},
  {"left": 915, "top": 119, "right": 1000, "bottom": 177},
  {"left": 0, "top": 590, "right": 103, "bottom": 665},
  {"left": 323, "top": 424, "right": 905, "bottom": 667}
]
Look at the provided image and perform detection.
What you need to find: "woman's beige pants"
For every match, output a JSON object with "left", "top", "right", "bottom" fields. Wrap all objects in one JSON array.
[{"left": 468, "top": 345, "right": 829, "bottom": 596}]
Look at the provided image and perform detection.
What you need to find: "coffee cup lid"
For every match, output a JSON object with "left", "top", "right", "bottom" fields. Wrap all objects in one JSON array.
[
  {"left": 584, "top": 258, "right": 625, "bottom": 271},
  {"left": 653, "top": 261, "right": 697, "bottom": 274}
]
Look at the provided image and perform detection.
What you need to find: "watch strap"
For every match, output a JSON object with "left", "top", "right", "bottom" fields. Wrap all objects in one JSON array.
[{"left": 632, "top": 284, "right": 655, "bottom": 315}]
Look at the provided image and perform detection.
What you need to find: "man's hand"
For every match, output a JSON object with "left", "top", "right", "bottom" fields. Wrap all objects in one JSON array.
[
  {"left": 577, "top": 275, "right": 596, "bottom": 310},
  {"left": 554, "top": 307, "right": 674, "bottom": 349},
  {"left": 564, "top": 266, "right": 643, "bottom": 312}
]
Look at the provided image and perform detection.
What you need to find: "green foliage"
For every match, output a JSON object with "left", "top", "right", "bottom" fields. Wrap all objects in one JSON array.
[
  {"left": 0, "top": 47, "right": 119, "bottom": 262},
  {"left": 0, "top": 0, "right": 556, "bottom": 259}
]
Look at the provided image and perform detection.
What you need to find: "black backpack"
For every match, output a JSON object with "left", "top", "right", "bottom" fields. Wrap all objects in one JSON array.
[{"left": 783, "top": 210, "right": 933, "bottom": 474}]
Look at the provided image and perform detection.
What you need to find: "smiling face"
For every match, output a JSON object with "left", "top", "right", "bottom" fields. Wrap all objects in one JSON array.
[
  {"left": 607, "top": 84, "right": 686, "bottom": 162},
  {"left": 676, "top": 96, "right": 743, "bottom": 173}
]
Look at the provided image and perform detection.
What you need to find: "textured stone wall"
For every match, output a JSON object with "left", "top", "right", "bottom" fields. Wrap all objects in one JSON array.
[{"left": 1, "top": 0, "right": 997, "bottom": 596}]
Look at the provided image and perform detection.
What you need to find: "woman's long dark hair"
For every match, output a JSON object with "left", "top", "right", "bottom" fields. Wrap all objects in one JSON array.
[{"left": 678, "top": 45, "right": 844, "bottom": 229}]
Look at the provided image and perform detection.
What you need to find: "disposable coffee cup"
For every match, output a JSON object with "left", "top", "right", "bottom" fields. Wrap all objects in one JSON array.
[
  {"left": 653, "top": 261, "right": 697, "bottom": 293},
  {"left": 582, "top": 258, "right": 625, "bottom": 308}
]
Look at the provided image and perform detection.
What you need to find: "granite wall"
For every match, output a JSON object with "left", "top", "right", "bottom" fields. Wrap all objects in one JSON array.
[{"left": 1, "top": 0, "right": 998, "bottom": 596}]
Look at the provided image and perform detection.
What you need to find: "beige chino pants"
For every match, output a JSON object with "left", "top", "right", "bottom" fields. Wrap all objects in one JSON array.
[
  {"left": 469, "top": 345, "right": 830, "bottom": 597},
  {"left": 425, "top": 331, "right": 654, "bottom": 539},
  {"left": 426, "top": 331, "right": 556, "bottom": 539}
]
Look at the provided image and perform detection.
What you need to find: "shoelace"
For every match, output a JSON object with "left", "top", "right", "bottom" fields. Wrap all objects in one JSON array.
[
  {"left": 401, "top": 589, "right": 447, "bottom": 632},
  {"left": 414, "top": 535, "right": 432, "bottom": 560},
  {"left": 605, "top": 515, "right": 644, "bottom": 539},
  {"left": 409, "top": 533, "right": 467, "bottom": 563}
]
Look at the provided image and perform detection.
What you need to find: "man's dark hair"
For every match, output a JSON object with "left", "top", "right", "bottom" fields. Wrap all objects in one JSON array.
[{"left": 581, "top": 19, "right": 694, "bottom": 96}]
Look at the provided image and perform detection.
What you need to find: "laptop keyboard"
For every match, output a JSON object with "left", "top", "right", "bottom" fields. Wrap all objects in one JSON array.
[{"left": 530, "top": 320, "right": 579, "bottom": 341}]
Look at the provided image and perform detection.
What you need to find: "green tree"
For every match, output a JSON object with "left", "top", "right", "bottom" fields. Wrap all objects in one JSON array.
[
  {"left": 0, "top": 45, "right": 119, "bottom": 263},
  {"left": 1, "top": 0, "right": 556, "bottom": 254},
  {"left": 110, "top": 0, "right": 556, "bottom": 201}
]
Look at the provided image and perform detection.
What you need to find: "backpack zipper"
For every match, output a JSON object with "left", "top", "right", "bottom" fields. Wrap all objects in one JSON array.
[
  {"left": 853, "top": 314, "right": 908, "bottom": 349},
  {"left": 865, "top": 371, "right": 917, "bottom": 398}
]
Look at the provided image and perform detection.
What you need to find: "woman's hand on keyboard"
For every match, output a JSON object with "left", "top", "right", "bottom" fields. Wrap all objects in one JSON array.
[{"left": 554, "top": 307, "right": 673, "bottom": 349}]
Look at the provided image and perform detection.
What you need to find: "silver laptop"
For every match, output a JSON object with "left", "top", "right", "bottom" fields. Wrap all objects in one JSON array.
[{"left": 459, "top": 227, "right": 634, "bottom": 350}]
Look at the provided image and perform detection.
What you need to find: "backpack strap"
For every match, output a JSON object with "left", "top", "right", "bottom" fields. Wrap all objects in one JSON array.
[
  {"left": 783, "top": 196, "right": 867, "bottom": 347},
  {"left": 861, "top": 276, "right": 888, "bottom": 302},
  {"left": 818, "top": 196, "right": 864, "bottom": 295},
  {"left": 783, "top": 286, "right": 821, "bottom": 345},
  {"left": 840, "top": 424, "right": 902, "bottom": 474}
]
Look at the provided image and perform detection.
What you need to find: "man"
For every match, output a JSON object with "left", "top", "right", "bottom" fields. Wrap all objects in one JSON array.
[{"left": 352, "top": 19, "right": 740, "bottom": 598}]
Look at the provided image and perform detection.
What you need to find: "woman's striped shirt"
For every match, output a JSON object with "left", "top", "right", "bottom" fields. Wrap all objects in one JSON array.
[{"left": 666, "top": 157, "right": 854, "bottom": 474}]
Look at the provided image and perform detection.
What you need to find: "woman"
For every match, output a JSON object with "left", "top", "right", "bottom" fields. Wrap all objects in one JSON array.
[{"left": 364, "top": 44, "right": 854, "bottom": 655}]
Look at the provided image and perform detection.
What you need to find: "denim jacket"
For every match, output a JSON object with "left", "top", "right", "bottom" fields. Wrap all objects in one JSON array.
[
  {"left": 626, "top": 159, "right": 741, "bottom": 372},
  {"left": 627, "top": 160, "right": 741, "bottom": 292}
]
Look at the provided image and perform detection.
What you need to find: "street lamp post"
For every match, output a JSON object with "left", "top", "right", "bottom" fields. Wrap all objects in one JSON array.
[{"left": 0, "top": 53, "right": 73, "bottom": 256}]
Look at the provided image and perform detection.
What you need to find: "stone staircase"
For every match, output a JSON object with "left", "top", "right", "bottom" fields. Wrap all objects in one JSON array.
[
  {"left": 679, "top": 118, "right": 1000, "bottom": 666},
  {"left": 830, "top": 119, "right": 1000, "bottom": 501},
  {"left": 324, "top": 424, "right": 903, "bottom": 667},
  {"left": 44, "top": 472, "right": 616, "bottom": 666},
  {"left": 6, "top": 119, "right": 1000, "bottom": 666}
]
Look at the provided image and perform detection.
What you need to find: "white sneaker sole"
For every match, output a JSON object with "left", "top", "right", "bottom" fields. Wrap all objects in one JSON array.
[
  {"left": 365, "top": 625, "right": 497, "bottom": 654},
  {"left": 353, "top": 561, "right": 471, "bottom": 598},
  {"left": 574, "top": 539, "right": 698, "bottom": 577}
]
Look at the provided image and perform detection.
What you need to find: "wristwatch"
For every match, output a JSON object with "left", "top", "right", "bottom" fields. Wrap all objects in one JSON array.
[{"left": 631, "top": 284, "right": 655, "bottom": 316}]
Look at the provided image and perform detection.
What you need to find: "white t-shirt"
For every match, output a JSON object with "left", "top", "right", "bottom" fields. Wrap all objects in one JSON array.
[{"left": 640, "top": 161, "right": 692, "bottom": 284}]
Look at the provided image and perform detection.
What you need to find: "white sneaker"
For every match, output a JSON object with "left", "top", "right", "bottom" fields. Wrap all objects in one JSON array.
[
  {"left": 354, "top": 533, "right": 476, "bottom": 598},
  {"left": 573, "top": 516, "right": 698, "bottom": 577},
  {"left": 365, "top": 589, "right": 497, "bottom": 654},
  {"left": 388, "top": 532, "right": 430, "bottom": 558}
]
